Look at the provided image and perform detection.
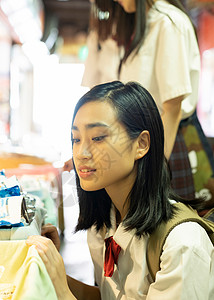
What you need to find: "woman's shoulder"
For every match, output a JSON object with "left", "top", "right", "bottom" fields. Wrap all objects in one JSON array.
[
  {"left": 164, "top": 221, "right": 213, "bottom": 253},
  {"left": 148, "top": 0, "right": 193, "bottom": 31}
]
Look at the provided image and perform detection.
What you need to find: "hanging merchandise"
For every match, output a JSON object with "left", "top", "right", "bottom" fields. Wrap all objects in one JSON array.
[{"left": 0, "top": 170, "right": 44, "bottom": 232}]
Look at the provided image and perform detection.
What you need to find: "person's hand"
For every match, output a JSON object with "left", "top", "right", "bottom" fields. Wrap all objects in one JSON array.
[
  {"left": 63, "top": 158, "right": 73, "bottom": 172},
  {"left": 26, "top": 235, "right": 73, "bottom": 299},
  {"left": 41, "top": 223, "right": 60, "bottom": 251}
]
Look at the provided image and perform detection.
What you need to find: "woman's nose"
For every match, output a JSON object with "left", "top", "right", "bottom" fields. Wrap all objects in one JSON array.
[{"left": 76, "top": 143, "right": 92, "bottom": 160}]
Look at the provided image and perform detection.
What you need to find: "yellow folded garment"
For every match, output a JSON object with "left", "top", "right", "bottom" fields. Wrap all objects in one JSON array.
[{"left": 0, "top": 240, "right": 57, "bottom": 300}]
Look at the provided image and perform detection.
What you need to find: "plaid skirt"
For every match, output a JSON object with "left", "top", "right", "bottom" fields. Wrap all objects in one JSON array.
[{"left": 168, "top": 110, "right": 214, "bottom": 209}]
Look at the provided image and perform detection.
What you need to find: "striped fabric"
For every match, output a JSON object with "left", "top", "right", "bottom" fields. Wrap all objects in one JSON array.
[{"left": 168, "top": 111, "right": 214, "bottom": 209}]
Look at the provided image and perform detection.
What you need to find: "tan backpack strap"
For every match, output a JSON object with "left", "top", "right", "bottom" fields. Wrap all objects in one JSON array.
[{"left": 147, "top": 202, "right": 214, "bottom": 281}]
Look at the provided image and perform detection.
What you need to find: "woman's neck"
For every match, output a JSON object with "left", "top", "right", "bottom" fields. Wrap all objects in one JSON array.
[
  {"left": 105, "top": 170, "right": 136, "bottom": 220},
  {"left": 107, "top": 187, "right": 129, "bottom": 220}
]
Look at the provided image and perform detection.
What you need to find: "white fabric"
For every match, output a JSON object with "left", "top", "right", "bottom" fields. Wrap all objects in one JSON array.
[
  {"left": 87, "top": 206, "right": 214, "bottom": 300},
  {"left": 82, "top": 0, "right": 200, "bottom": 119}
]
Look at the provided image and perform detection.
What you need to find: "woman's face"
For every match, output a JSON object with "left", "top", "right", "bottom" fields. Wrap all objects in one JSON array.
[
  {"left": 114, "top": 0, "right": 136, "bottom": 13},
  {"left": 72, "top": 101, "right": 139, "bottom": 192}
]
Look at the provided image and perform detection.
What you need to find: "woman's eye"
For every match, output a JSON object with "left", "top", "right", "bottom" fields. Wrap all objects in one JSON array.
[
  {"left": 72, "top": 138, "right": 80, "bottom": 144},
  {"left": 92, "top": 135, "right": 107, "bottom": 142}
]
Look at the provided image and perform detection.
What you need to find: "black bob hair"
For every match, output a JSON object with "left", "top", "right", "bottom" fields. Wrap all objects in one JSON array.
[{"left": 72, "top": 81, "right": 202, "bottom": 236}]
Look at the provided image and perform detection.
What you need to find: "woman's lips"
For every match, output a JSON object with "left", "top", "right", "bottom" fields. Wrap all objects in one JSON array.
[{"left": 78, "top": 167, "right": 96, "bottom": 178}]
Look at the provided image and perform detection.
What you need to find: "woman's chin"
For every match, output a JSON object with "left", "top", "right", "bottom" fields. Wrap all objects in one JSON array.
[{"left": 80, "top": 182, "right": 101, "bottom": 192}]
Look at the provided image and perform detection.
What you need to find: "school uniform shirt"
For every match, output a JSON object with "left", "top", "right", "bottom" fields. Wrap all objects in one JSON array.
[
  {"left": 87, "top": 206, "right": 214, "bottom": 300},
  {"left": 0, "top": 240, "right": 57, "bottom": 300},
  {"left": 82, "top": 0, "right": 200, "bottom": 120}
]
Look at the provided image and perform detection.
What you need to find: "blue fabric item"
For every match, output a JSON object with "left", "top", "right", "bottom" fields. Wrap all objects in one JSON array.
[
  {"left": 0, "top": 169, "right": 5, "bottom": 176},
  {"left": 0, "top": 185, "right": 21, "bottom": 197}
]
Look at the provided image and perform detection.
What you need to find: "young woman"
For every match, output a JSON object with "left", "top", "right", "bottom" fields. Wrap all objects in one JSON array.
[
  {"left": 26, "top": 81, "right": 214, "bottom": 300},
  {"left": 82, "top": 0, "right": 214, "bottom": 208}
]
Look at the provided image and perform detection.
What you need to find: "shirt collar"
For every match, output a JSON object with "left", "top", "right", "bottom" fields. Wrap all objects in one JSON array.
[{"left": 105, "top": 204, "right": 136, "bottom": 251}]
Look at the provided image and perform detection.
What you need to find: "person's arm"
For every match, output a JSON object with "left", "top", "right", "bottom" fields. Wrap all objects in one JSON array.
[
  {"left": 161, "top": 96, "right": 183, "bottom": 160},
  {"left": 26, "top": 235, "right": 101, "bottom": 300},
  {"left": 81, "top": 30, "right": 100, "bottom": 89},
  {"left": 67, "top": 276, "right": 101, "bottom": 300},
  {"left": 155, "top": 17, "right": 197, "bottom": 161}
]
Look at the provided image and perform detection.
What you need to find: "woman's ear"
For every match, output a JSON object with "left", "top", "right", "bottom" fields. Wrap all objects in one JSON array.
[{"left": 135, "top": 130, "right": 150, "bottom": 160}]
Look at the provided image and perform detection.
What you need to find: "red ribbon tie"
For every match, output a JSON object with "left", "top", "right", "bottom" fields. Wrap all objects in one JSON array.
[{"left": 104, "top": 236, "right": 121, "bottom": 277}]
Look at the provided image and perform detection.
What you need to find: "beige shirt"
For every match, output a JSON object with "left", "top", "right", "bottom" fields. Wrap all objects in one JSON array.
[
  {"left": 87, "top": 206, "right": 214, "bottom": 299},
  {"left": 82, "top": 0, "right": 200, "bottom": 119}
]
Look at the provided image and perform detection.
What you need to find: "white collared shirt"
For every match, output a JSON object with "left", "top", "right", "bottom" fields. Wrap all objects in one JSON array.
[
  {"left": 87, "top": 206, "right": 214, "bottom": 299},
  {"left": 82, "top": 0, "right": 200, "bottom": 119}
]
